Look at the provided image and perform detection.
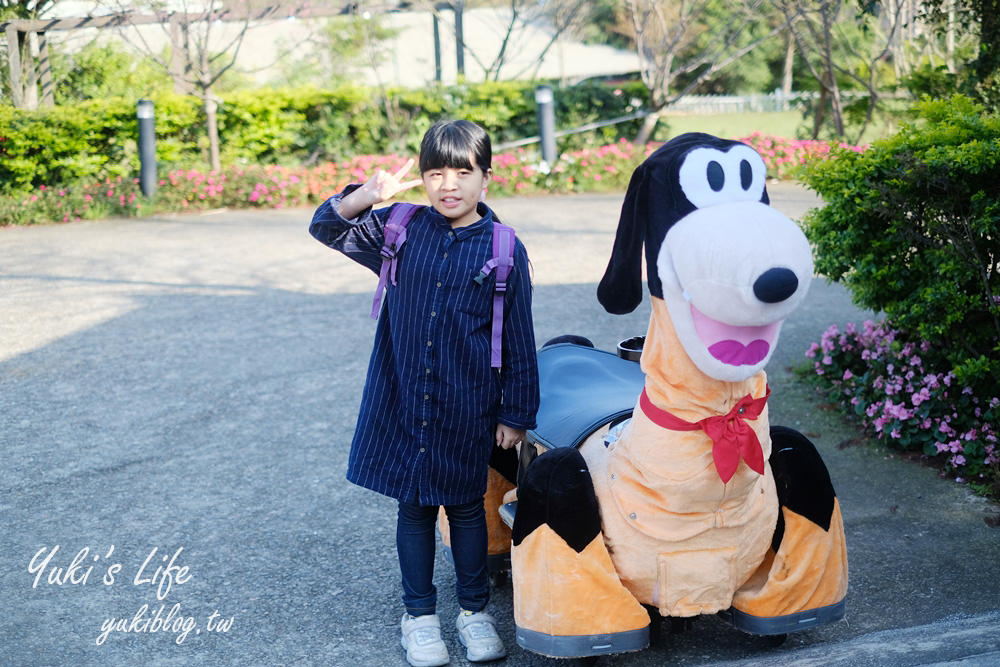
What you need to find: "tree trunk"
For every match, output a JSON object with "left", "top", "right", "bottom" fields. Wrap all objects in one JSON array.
[
  {"left": 975, "top": 0, "right": 1000, "bottom": 83},
  {"left": 946, "top": 0, "right": 956, "bottom": 73},
  {"left": 633, "top": 109, "right": 661, "bottom": 146},
  {"left": 829, "top": 79, "right": 845, "bottom": 137},
  {"left": 22, "top": 31, "right": 38, "bottom": 110},
  {"left": 782, "top": 33, "right": 795, "bottom": 96},
  {"left": 812, "top": 87, "right": 827, "bottom": 140},
  {"left": 170, "top": 17, "right": 193, "bottom": 95},
  {"left": 204, "top": 96, "right": 222, "bottom": 173}
]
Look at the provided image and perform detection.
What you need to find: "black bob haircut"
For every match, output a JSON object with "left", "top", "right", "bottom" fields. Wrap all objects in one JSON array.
[{"left": 419, "top": 119, "right": 492, "bottom": 174}]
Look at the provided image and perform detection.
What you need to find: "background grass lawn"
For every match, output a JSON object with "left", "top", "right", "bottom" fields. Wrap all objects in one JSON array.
[{"left": 656, "top": 110, "right": 898, "bottom": 144}]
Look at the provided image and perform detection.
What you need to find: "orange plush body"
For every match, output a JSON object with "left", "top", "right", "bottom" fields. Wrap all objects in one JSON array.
[
  {"left": 581, "top": 299, "right": 778, "bottom": 617},
  {"left": 507, "top": 133, "right": 848, "bottom": 658}
]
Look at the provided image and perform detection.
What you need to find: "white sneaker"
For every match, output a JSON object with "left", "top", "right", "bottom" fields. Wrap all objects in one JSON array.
[
  {"left": 455, "top": 610, "right": 506, "bottom": 662},
  {"left": 400, "top": 613, "right": 450, "bottom": 667}
]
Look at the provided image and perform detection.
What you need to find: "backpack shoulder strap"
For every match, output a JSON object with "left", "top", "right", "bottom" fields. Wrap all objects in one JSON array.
[
  {"left": 477, "top": 221, "right": 517, "bottom": 368},
  {"left": 371, "top": 203, "right": 423, "bottom": 319}
]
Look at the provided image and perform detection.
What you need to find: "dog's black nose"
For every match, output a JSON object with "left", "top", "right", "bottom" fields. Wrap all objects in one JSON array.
[{"left": 753, "top": 267, "right": 799, "bottom": 303}]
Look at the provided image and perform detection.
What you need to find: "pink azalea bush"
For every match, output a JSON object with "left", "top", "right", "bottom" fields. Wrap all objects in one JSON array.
[
  {"left": 738, "top": 132, "right": 868, "bottom": 180},
  {"left": 1, "top": 135, "right": 863, "bottom": 225},
  {"left": 806, "top": 320, "right": 999, "bottom": 494}
]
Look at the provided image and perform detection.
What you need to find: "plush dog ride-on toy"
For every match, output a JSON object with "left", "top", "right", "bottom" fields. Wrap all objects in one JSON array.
[{"left": 501, "top": 132, "right": 848, "bottom": 658}]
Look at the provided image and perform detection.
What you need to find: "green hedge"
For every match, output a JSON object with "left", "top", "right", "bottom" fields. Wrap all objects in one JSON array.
[
  {"left": 800, "top": 94, "right": 1000, "bottom": 393},
  {"left": 0, "top": 79, "right": 650, "bottom": 195}
]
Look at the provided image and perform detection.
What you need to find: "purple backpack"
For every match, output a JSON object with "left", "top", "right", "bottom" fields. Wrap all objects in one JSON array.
[{"left": 371, "top": 203, "right": 516, "bottom": 369}]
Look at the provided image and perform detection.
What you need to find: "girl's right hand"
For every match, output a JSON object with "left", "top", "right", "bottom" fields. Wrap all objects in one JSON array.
[
  {"left": 337, "top": 158, "right": 423, "bottom": 220},
  {"left": 359, "top": 158, "right": 423, "bottom": 207}
]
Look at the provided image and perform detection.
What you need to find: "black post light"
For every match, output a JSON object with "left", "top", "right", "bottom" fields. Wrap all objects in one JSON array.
[
  {"left": 137, "top": 99, "right": 157, "bottom": 197},
  {"left": 535, "top": 85, "right": 557, "bottom": 166}
]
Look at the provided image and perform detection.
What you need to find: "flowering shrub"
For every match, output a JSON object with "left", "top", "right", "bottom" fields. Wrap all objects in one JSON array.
[
  {"left": 737, "top": 132, "right": 867, "bottom": 180},
  {"left": 487, "top": 139, "right": 657, "bottom": 196},
  {"left": 800, "top": 96, "right": 1000, "bottom": 395},
  {"left": 0, "top": 178, "right": 146, "bottom": 225},
  {"left": 1, "top": 135, "right": 863, "bottom": 226},
  {"left": 806, "top": 320, "right": 999, "bottom": 496}
]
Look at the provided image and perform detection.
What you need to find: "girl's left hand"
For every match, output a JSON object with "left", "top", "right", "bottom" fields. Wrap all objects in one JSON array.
[{"left": 495, "top": 424, "right": 525, "bottom": 450}]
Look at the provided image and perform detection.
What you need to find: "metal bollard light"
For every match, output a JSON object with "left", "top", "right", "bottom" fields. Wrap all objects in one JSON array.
[
  {"left": 535, "top": 85, "right": 557, "bottom": 167},
  {"left": 137, "top": 99, "right": 157, "bottom": 197}
]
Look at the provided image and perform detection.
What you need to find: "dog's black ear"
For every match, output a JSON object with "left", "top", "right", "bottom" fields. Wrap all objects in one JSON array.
[{"left": 597, "top": 163, "right": 648, "bottom": 314}]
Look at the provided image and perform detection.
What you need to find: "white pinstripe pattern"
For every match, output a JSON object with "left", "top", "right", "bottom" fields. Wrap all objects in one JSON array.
[{"left": 310, "top": 189, "right": 539, "bottom": 505}]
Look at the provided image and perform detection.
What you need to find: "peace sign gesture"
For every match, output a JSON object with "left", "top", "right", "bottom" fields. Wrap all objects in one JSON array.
[
  {"left": 337, "top": 158, "right": 423, "bottom": 220},
  {"left": 360, "top": 158, "right": 423, "bottom": 206}
]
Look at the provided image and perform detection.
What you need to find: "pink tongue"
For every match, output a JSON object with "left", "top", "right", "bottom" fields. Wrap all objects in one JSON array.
[
  {"left": 708, "top": 339, "right": 771, "bottom": 366},
  {"left": 690, "top": 304, "right": 777, "bottom": 366}
]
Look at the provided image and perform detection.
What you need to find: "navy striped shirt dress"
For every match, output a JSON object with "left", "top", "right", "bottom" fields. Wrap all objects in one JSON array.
[{"left": 310, "top": 186, "right": 540, "bottom": 506}]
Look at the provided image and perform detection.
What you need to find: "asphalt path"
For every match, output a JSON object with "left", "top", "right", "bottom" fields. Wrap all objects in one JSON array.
[{"left": 2, "top": 184, "right": 999, "bottom": 666}]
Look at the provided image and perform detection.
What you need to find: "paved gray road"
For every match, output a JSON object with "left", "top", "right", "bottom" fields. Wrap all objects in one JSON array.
[{"left": 3, "top": 185, "right": 999, "bottom": 666}]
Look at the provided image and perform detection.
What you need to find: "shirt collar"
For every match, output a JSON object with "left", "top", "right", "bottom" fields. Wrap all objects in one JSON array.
[{"left": 426, "top": 202, "right": 494, "bottom": 239}]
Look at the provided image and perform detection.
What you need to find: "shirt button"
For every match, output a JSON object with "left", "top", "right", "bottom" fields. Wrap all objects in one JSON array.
[
  {"left": 424, "top": 394, "right": 430, "bottom": 400},
  {"left": 422, "top": 420, "right": 428, "bottom": 427},
  {"left": 425, "top": 368, "right": 431, "bottom": 374},
  {"left": 443, "top": 252, "right": 448, "bottom": 259},
  {"left": 430, "top": 311, "right": 436, "bottom": 317},
  {"left": 436, "top": 281, "right": 442, "bottom": 288},
  {"left": 420, "top": 447, "right": 426, "bottom": 452},
  {"left": 426, "top": 340, "right": 432, "bottom": 347}
]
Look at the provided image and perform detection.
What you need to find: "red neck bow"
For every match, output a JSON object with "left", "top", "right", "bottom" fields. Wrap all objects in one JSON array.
[{"left": 638, "top": 386, "right": 771, "bottom": 484}]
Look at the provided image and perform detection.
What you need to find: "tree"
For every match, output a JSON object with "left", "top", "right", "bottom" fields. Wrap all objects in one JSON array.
[
  {"left": 920, "top": 0, "right": 1000, "bottom": 109},
  {"left": 105, "top": 0, "right": 256, "bottom": 172},
  {"left": 769, "top": 0, "right": 906, "bottom": 141},
  {"left": 624, "top": 0, "right": 785, "bottom": 145},
  {"left": 52, "top": 39, "right": 170, "bottom": 103},
  {"left": 0, "top": 0, "right": 57, "bottom": 19}
]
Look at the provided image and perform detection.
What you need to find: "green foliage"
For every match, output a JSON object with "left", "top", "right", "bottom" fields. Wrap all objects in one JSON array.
[
  {"left": 0, "top": 92, "right": 208, "bottom": 194},
  {"left": 0, "top": 99, "right": 132, "bottom": 192},
  {"left": 801, "top": 94, "right": 1000, "bottom": 395},
  {"left": 901, "top": 62, "right": 963, "bottom": 101},
  {"left": 51, "top": 40, "right": 172, "bottom": 103},
  {"left": 0, "top": 79, "right": 658, "bottom": 193}
]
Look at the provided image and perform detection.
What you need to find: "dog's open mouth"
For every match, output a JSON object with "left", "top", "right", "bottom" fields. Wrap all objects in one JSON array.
[{"left": 690, "top": 303, "right": 780, "bottom": 366}]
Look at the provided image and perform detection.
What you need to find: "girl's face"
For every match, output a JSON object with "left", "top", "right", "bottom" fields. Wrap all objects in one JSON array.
[{"left": 422, "top": 157, "right": 491, "bottom": 228}]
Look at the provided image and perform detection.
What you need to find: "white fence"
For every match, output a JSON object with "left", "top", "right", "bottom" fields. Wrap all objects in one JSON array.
[{"left": 664, "top": 90, "right": 812, "bottom": 114}]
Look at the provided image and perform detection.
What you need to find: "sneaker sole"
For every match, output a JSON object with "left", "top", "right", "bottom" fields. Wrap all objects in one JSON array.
[
  {"left": 458, "top": 636, "right": 506, "bottom": 663},
  {"left": 401, "top": 636, "right": 450, "bottom": 667}
]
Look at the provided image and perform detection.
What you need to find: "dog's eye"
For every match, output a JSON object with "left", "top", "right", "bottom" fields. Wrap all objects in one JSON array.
[
  {"left": 678, "top": 145, "right": 766, "bottom": 209},
  {"left": 707, "top": 161, "right": 725, "bottom": 191}
]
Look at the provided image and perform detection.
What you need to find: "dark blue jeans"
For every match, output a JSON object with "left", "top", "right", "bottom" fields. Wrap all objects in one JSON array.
[{"left": 396, "top": 498, "right": 489, "bottom": 617}]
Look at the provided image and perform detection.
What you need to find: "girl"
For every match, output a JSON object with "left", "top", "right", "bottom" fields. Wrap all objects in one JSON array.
[{"left": 309, "top": 120, "right": 539, "bottom": 666}]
